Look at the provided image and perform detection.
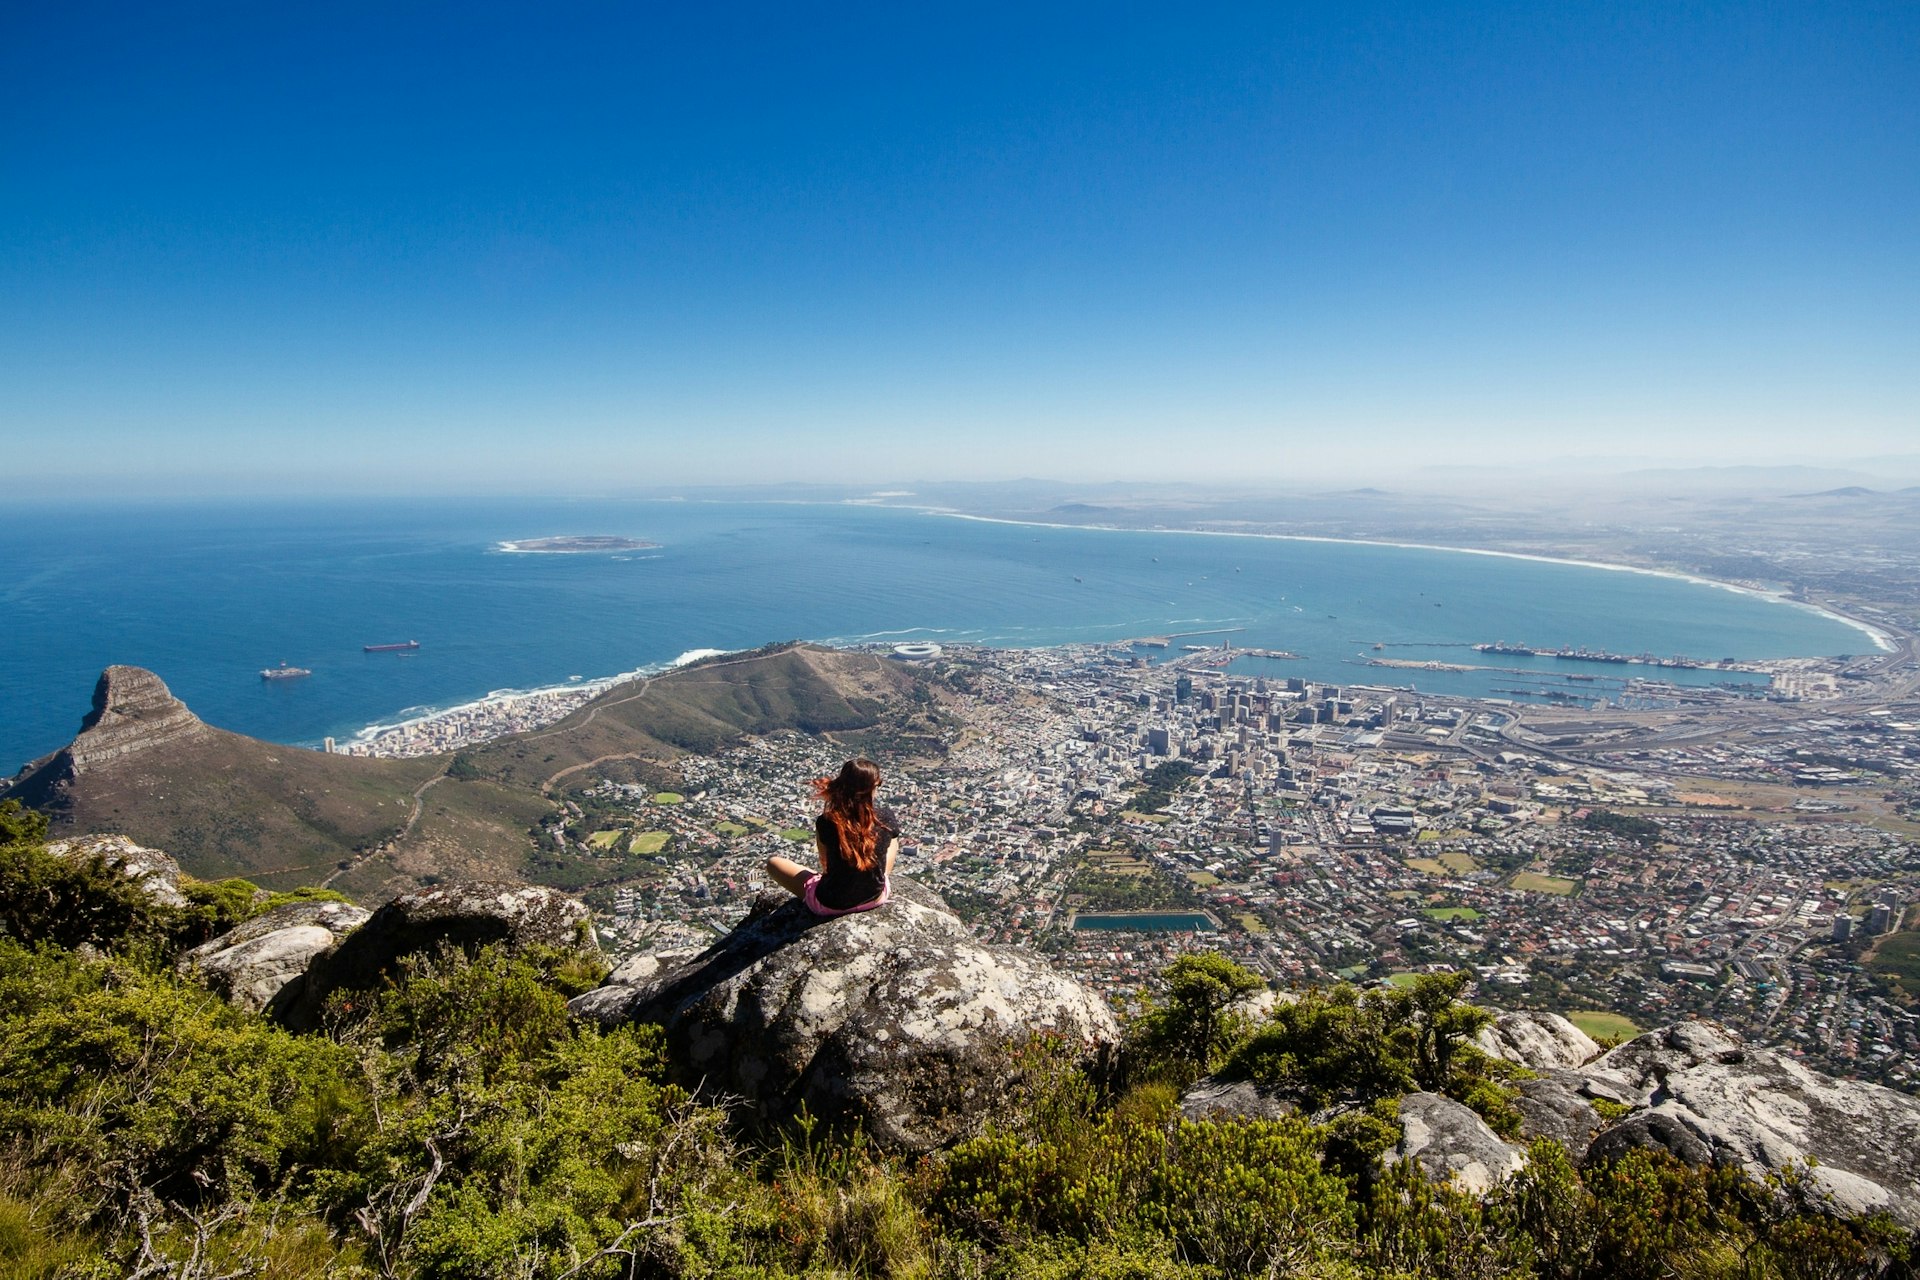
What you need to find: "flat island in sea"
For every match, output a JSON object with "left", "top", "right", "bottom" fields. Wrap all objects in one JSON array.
[{"left": 497, "top": 535, "right": 661, "bottom": 553}]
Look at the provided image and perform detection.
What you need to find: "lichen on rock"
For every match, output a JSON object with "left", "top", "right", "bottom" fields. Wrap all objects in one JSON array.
[
  {"left": 1474, "top": 1010, "right": 1600, "bottom": 1071},
  {"left": 1578, "top": 1021, "right": 1920, "bottom": 1226},
  {"left": 1389, "top": 1091, "right": 1526, "bottom": 1193},
  {"left": 44, "top": 833, "right": 189, "bottom": 908}
]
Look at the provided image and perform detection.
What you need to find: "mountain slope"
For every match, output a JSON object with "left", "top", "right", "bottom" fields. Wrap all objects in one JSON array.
[
  {"left": 458, "top": 643, "right": 920, "bottom": 791},
  {"left": 4, "top": 646, "right": 935, "bottom": 895},
  {"left": 3, "top": 666, "right": 439, "bottom": 883}
]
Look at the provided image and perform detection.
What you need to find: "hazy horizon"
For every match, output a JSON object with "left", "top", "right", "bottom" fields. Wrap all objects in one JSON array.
[
  {"left": 9, "top": 460, "right": 1920, "bottom": 510},
  {"left": 4, "top": 3, "right": 1915, "bottom": 496}
]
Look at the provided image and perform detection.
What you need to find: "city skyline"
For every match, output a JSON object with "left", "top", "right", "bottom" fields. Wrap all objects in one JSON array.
[{"left": 4, "top": 2, "right": 1916, "bottom": 496}]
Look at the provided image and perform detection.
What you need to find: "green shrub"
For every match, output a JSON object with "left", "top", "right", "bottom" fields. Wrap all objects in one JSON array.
[
  {"left": 0, "top": 802, "right": 163, "bottom": 951},
  {"left": 1224, "top": 983, "right": 1416, "bottom": 1109},
  {"left": 1141, "top": 1117, "right": 1356, "bottom": 1274},
  {"left": 0, "top": 938, "right": 369, "bottom": 1204},
  {"left": 989, "top": 1233, "right": 1216, "bottom": 1279},
  {"left": 1360, "top": 1157, "right": 1532, "bottom": 1280},
  {"left": 934, "top": 1036, "right": 1355, "bottom": 1274},
  {"left": 1219, "top": 972, "right": 1523, "bottom": 1137},
  {"left": 342, "top": 945, "right": 577, "bottom": 1085},
  {"left": 1123, "top": 952, "right": 1266, "bottom": 1086}
]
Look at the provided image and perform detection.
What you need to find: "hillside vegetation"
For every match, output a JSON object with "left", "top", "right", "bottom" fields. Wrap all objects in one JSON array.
[{"left": 0, "top": 801, "right": 1908, "bottom": 1280}]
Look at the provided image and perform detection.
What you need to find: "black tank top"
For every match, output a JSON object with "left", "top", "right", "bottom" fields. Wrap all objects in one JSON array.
[{"left": 813, "top": 805, "right": 900, "bottom": 909}]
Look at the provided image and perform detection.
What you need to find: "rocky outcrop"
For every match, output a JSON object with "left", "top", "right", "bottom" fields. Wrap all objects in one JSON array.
[
  {"left": 1511, "top": 1070, "right": 1604, "bottom": 1160},
  {"left": 178, "top": 900, "right": 371, "bottom": 1014},
  {"left": 1390, "top": 1092, "right": 1526, "bottom": 1194},
  {"left": 1475, "top": 1011, "right": 1600, "bottom": 1071},
  {"left": 571, "top": 878, "right": 1120, "bottom": 1152},
  {"left": 603, "top": 948, "right": 704, "bottom": 988},
  {"left": 1178, "top": 1077, "right": 1299, "bottom": 1123},
  {"left": 67, "top": 667, "right": 210, "bottom": 771},
  {"left": 44, "top": 833, "right": 188, "bottom": 908},
  {"left": 1578, "top": 1022, "right": 1920, "bottom": 1226},
  {"left": 280, "top": 881, "right": 596, "bottom": 1028}
]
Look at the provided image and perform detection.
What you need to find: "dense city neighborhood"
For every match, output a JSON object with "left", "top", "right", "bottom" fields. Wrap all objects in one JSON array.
[{"left": 552, "top": 635, "right": 1920, "bottom": 1091}]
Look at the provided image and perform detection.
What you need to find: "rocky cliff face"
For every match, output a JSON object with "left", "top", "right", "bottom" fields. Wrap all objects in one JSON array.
[
  {"left": 5, "top": 667, "right": 214, "bottom": 814},
  {"left": 67, "top": 666, "right": 210, "bottom": 771},
  {"left": 1582, "top": 1021, "right": 1920, "bottom": 1225}
]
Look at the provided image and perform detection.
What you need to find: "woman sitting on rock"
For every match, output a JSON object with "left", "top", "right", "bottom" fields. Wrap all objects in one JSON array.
[{"left": 766, "top": 757, "right": 898, "bottom": 916}]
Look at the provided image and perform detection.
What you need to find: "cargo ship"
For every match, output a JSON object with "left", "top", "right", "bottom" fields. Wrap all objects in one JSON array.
[
  {"left": 261, "top": 662, "right": 311, "bottom": 681},
  {"left": 363, "top": 640, "right": 420, "bottom": 653}
]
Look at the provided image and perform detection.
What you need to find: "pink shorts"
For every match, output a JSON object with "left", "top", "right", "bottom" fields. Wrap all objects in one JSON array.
[{"left": 801, "top": 873, "right": 891, "bottom": 918}]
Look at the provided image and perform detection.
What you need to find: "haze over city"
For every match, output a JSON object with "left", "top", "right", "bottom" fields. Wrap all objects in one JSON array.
[{"left": 4, "top": 2, "right": 1915, "bottom": 496}]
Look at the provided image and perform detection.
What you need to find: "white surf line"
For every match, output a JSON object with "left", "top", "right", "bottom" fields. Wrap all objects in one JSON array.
[
  {"left": 925, "top": 509, "right": 1898, "bottom": 654},
  {"left": 340, "top": 647, "right": 730, "bottom": 747}
]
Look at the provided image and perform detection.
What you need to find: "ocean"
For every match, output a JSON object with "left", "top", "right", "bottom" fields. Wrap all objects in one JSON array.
[{"left": 0, "top": 497, "right": 1878, "bottom": 772}]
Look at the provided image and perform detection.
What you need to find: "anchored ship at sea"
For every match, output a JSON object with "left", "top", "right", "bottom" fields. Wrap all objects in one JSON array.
[
  {"left": 363, "top": 640, "right": 420, "bottom": 653},
  {"left": 260, "top": 662, "right": 310, "bottom": 681}
]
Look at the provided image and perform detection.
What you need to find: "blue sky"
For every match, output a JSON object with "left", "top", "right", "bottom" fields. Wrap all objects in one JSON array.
[{"left": 2, "top": 2, "right": 1915, "bottom": 494}]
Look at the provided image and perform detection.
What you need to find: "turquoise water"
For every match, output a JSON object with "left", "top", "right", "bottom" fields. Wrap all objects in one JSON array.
[
  {"left": 1075, "top": 912, "right": 1220, "bottom": 932},
  {"left": 0, "top": 498, "right": 1874, "bottom": 772}
]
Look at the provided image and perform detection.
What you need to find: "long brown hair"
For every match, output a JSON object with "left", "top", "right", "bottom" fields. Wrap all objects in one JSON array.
[{"left": 813, "top": 758, "right": 882, "bottom": 872}]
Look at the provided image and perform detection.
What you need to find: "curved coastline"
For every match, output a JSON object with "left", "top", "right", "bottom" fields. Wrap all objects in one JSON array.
[
  {"left": 327, "top": 505, "right": 1894, "bottom": 756},
  {"left": 331, "top": 646, "right": 726, "bottom": 754},
  {"left": 925, "top": 509, "right": 1898, "bottom": 654}
]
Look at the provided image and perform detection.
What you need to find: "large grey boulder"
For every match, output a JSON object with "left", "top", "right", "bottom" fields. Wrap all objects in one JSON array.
[
  {"left": 1511, "top": 1069, "right": 1604, "bottom": 1160},
  {"left": 44, "top": 833, "right": 188, "bottom": 909},
  {"left": 178, "top": 900, "right": 371, "bottom": 1014},
  {"left": 1389, "top": 1092, "right": 1525, "bottom": 1194},
  {"left": 571, "top": 878, "right": 1119, "bottom": 1152},
  {"left": 280, "top": 881, "right": 596, "bottom": 1028},
  {"left": 1579, "top": 1022, "right": 1920, "bottom": 1226},
  {"left": 1474, "top": 1011, "right": 1600, "bottom": 1071}
]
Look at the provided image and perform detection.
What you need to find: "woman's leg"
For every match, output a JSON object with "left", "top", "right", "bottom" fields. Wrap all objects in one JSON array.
[{"left": 766, "top": 855, "right": 814, "bottom": 896}]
